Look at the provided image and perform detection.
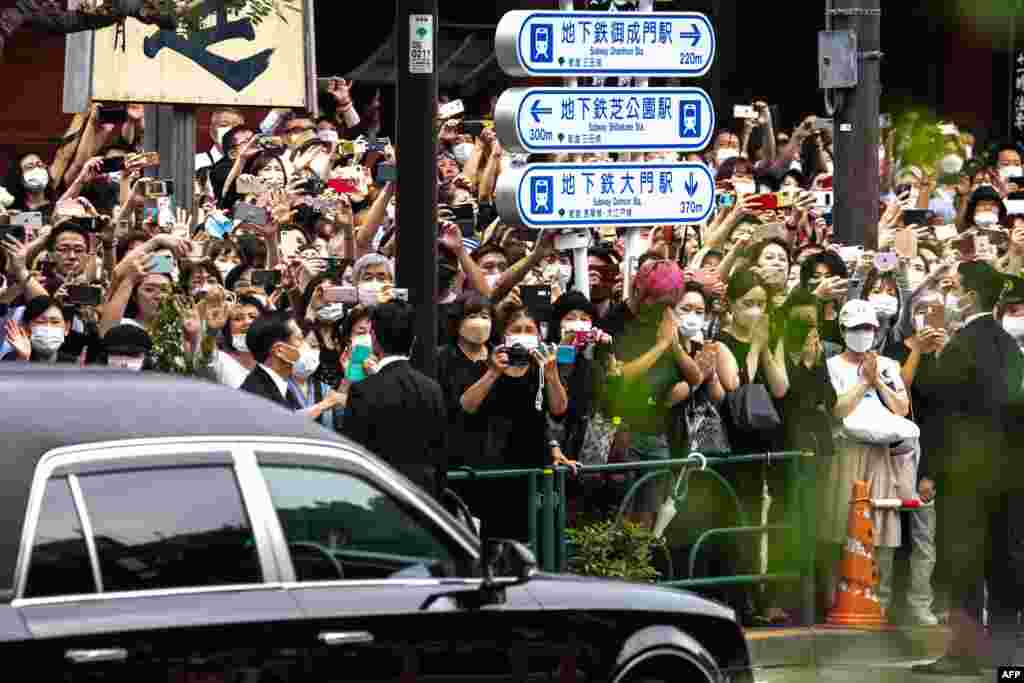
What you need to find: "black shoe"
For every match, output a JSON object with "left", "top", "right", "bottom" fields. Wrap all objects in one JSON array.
[{"left": 910, "top": 655, "right": 981, "bottom": 676}]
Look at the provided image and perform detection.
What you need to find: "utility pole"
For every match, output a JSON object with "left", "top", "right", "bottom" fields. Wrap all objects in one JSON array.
[
  {"left": 829, "top": 0, "right": 882, "bottom": 250},
  {"left": 395, "top": 0, "right": 439, "bottom": 377}
]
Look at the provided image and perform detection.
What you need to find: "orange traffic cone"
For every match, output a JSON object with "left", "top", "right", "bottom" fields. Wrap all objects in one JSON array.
[{"left": 826, "top": 480, "right": 886, "bottom": 627}]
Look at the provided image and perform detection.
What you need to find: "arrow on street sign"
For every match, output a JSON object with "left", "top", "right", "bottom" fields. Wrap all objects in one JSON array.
[
  {"left": 495, "top": 10, "right": 716, "bottom": 78},
  {"left": 495, "top": 87, "right": 715, "bottom": 154},
  {"left": 684, "top": 172, "right": 699, "bottom": 198},
  {"left": 530, "top": 100, "right": 552, "bottom": 123},
  {"left": 679, "top": 24, "right": 701, "bottom": 47},
  {"left": 496, "top": 163, "right": 715, "bottom": 229}
]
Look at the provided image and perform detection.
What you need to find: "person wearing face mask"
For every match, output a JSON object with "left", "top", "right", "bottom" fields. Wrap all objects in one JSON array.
[
  {"left": 958, "top": 184, "right": 1006, "bottom": 234},
  {"left": 351, "top": 253, "right": 394, "bottom": 307},
  {"left": 196, "top": 107, "right": 245, "bottom": 174},
  {"left": 998, "top": 275, "right": 1024, "bottom": 351},
  {"left": 450, "top": 305, "right": 566, "bottom": 539},
  {"left": 342, "top": 302, "right": 448, "bottom": 499},
  {"left": 2, "top": 297, "right": 74, "bottom": 364},
  {"left": 995, "top": 143, "right": 1023, "bottom": 187},
  {"left": 4, "top": 153, "right": 55, "bottom": 221},
  {"left": 239, "top": 311, "right": 308, "bottom": 410},
  {"left": 820, "top": 299, "right": 913, "bottom": 622},
  {"left": 912, "top": 262, "right": 1024, "bottom": 675},
  {"left": 544, "top": 292, "right": 616, "bottom": 473},
  {"left": 197, "top": 294, "right": 265, "bottom": 389},
  {"left": 710, "top": 129, "right": 741, "bottom": 170},
  {"left": 180, "top": 260, "right": 223, "bottom": 302},
  {"left": 716, "top": 157, "right": 757, "bottom": 197},
  {"left": 288, "top": 331, "right": 345, "bottom": 431},
  {"left": 102, "top": 323, "right": 154, "bottom": 371}
]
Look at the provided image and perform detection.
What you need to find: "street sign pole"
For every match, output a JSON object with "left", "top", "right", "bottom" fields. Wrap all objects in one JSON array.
[
  {"left": 558, "top": 0, "right": 588, "bottom": 300},
  {"left": 624, "top": 0, "right": 654, "bottom": 302},
  {"left": 396, "top": 0, "right": 438, "bottom": 377}
]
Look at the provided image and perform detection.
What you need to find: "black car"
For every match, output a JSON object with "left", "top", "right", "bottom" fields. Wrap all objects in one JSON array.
[{"left": 0, "top": 368, "right": 752, "bottom": 683}]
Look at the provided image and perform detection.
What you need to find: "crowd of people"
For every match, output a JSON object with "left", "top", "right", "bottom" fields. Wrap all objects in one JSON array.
[{"left": 2, "top": 86, "right": 1023, "bottom": 667}]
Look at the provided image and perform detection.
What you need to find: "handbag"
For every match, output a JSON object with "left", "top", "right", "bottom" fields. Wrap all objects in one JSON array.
[
  {"left": 727, "top": 383, "right": 782, "bottom": 434},
  {"left": 841, "top": 392, "right": 920, "bottom": 445}
]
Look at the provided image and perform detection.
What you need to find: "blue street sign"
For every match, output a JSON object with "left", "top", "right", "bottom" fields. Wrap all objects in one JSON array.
[
  {"left": 495, "top": 87, "right": 715, "bottom": 154},
  {"left": 496, "top": 11, "right": 715, "bottom": 78},
  {"left": 496, "top": 163, "right": 716, "bottom": 229}
]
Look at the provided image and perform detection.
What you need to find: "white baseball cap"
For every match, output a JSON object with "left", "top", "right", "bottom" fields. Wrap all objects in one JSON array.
[{"left": 839, "top": 299, "right": 880, "bottom": 329}]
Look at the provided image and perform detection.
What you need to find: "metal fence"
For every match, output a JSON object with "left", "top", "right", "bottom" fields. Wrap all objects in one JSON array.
[{"left": 447, "top": 449, "right": 816, "bottom": 625}]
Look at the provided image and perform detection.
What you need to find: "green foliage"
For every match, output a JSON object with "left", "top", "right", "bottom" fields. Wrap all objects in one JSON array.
[
  {"left": 566, "top": 519, "right": 664, "bottom": 583},
  {"left": 891, "top": 110, "right": 947, "bottom": 172},
  {"left": 152, "top": 0, "right": 301, "bottom": 36},
  {"left": 147, "top": 296, "right": 203, "bottom": 375}
]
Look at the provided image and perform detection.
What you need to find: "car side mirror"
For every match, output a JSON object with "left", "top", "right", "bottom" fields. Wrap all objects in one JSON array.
[{"left": 486, "top": 539, "right": 537, "bottom": 584}]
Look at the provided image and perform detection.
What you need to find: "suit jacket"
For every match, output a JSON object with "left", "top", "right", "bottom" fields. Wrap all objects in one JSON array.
[
  {"left": 240, "top": 366, "right": 302, "bottom": 411},
  {"left": 921, "top": 314, "right": 1024, "bottom": 479},
  {"left": 342, "top": 359, "right": 448, "bottom": 496}
]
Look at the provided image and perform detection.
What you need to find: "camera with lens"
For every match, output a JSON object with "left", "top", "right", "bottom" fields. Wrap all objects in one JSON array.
[{"left": 505, "top": 345, "right": 532, "bottom": 368}]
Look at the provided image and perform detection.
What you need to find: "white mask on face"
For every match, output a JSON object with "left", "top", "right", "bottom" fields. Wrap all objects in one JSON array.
[
  {"left": 506, "top": 334, "right": 539, "bottom": 352},
  {"left": 292, "top": 347, "right": 320, "bottom": 379},
  {"left": 869, "top": 293, "right": 899, "bottom": 319},
  {"left": 562, "top": 320, "right": 593, "bottom": 336},
  {"left": 716, "top": 148, "right": 739, "bottom": 164},
  {"left": 317, "top": 303, "right": 347, "bottom": 322},
  {"left": 108, "top": 355, "right": 144, "bottom": 371},
  {"left": 193, "top": 284, "right": 212, "bottom": 298},
  {"left": 941, "top": 154, "right": 964, "bottom": 175},
  {"left": 232, "top": 333, "right": 249, "bottom": 353},
  {"left": 1003, "top": 315, "right": 1024, "bottom": 340},
  {"left": 23, "top": 168, "right": 48, "bottom": 192},
  {"left": 484, "top": 272, "right": 502, "bottom": 289},
  {"left": 358, "top": 281, "right": 385, "bottom": 306},
  {"left": 453, "top": 143, "right": 476, "bottom": 165},
  {"left": 1000, "top": 166, "right": 1023, "bottom": 181},
  {"left": 974, "top": 211, "right": 1000, "bottom": 227},
  {"left": 30, "top": 326, "right": 64, "bottom": 354},
  {"left": 844, "top": 329, "right": 876, "bottom": 353},
  {"left": 678, "top": 312, "right": 705, "bottom": 339},
  {"left": 460, "top": 317, "right": 492, "bottom": 345},
  {"left": 789, "top": 159, "right": 803, "bottom": 173},
  {"left": 733, "top": 181, "right": 756, "bottom": 196}
]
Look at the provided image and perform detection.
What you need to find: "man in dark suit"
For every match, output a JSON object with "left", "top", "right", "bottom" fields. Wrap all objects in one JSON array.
[
  {"left": 342, "top": 302, "right": 448, "bottom": 498},
  {"left": 914, "top": 262, "right": 1024, "bottom": 675},
  {"left": 240, "top": 311, "right": 305, "bottom": 411}
]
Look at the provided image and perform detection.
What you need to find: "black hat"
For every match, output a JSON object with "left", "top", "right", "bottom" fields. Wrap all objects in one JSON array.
[
  {"left": 102, "top": 324, "right": 153, "bottom": 355},
  {"left": 1002, "top": 274, "right": 1024, "bottom": 305},
  {"left": 964, "top": 185, "right": 1006, "bottom": 226}
]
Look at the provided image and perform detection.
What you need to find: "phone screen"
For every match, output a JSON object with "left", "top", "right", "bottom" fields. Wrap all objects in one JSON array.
[{"left": 101, "top": 157, "right": 126, "bottom": 174}]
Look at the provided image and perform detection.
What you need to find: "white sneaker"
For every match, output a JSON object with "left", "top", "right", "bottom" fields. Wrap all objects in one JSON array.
[{"left": 907, "top": 608, "right": 939, "bottom": 626}]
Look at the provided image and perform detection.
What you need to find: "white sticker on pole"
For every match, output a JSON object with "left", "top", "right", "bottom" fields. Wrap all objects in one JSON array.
[
  {"left": 409, "top": 14, "right": 434, "bottom": 74},
  {"left": 496, "top": 163, "right": 715, "bottom": 229}
]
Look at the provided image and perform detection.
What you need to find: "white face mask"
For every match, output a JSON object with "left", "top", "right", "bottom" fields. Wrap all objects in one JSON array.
[
  {"left": 23, "top": 168, "right": 48, "bottom": 192},
  {"left": 30, "top": 326, "right": 64, "bottom": 354},
  {"left": 844, "top": 329, "right": 876, "bottom": 353},
  {"left": 506, "top": 334, "right": 539, "bottom": 352},
  {"left": 232, "top": 333, "right": 249, "bottom": 353},
  {"left": 317, "top": 129, "right": 339, "bottom": 144},
  {"left": 1003, "top": 315, "right": 1024, "bottom": 340},
  {"left": 358, "top": 281, "right": 385, "bottom": 306},
  {"left": 292, "top": 346, "right": 320, "bottom": 379},
  {"left": 484, "top": 272, "right": 502, "bottom": 289},
  {"left": 352, "top": 333, "right": 373, "bottom": 350},
  {"left": 193, "top": 284, "right": 212, "bottom": 298},
  {"left": 733, "top": 181, "right": 756, "bottom": 196},
  {"left": 869, "top": 293, "right": 899, "bottom": 319},
  {"left": 561, "top": 320, "right": 592, "bottom": 336},
  {"left": 678, "top": 312, "right": 705, "bottom": 339},
  {"left": 453, "top": 143, "right": 476, "bottom": 165},
  {"left": 543, "top": 263, "right": 571, "bottom": 288},
  {"left": 1000, "top": 166, "right": 1023, "bottom": 180},
  {"left": 716, "top": 148, "right": 739, "bottom": 164},
  {"left": 941, "top": 154, "right": 964, "bottom": 175},
  {"left": 317, "top": 303, "right": 347, "bottom": 322},
  {"left": 789, "top": 159, "right": 803, "bottom": 173},
  {"left": 108, "top": 355, "right": 144, "bottom": 371},
  {"left": 974, "top": 211, "right": 1000, "bottom": 227}
]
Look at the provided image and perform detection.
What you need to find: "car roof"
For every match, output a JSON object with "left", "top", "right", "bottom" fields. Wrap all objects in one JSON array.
[{"left": 0, "top": 367, "right": 352, "bottom": 596}]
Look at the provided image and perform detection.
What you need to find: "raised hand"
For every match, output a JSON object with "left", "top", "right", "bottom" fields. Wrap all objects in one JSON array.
[
  {"left": 4, "top": 319, "right": 30, "bottom": 360},
  {"left": 326, "top": 78, "right": 354, "bottom": 108}
]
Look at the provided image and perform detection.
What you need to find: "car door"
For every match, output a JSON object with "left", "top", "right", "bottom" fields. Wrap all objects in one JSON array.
[
  {"left": 10, "top": 442, "right": 309, "bottom": 683},
  {"left": 251, "top": 444, "right": 564, "bottom": 682}
]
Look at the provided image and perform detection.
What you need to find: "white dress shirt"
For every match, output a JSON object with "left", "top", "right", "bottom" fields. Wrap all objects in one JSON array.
[{"left": 259, "top": 363, "right": 290, "bottom": 400}]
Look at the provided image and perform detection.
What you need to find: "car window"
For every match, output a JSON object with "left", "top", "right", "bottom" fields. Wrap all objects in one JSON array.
[
  {"left": 77, "top": 466, "right": 261, "bottom": 592},
  {"left": 24, "top": 477, "right": 95, "bottom": 598},
  {"left": 261, "top": 465, "right": 454, "bottom": 581}
]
